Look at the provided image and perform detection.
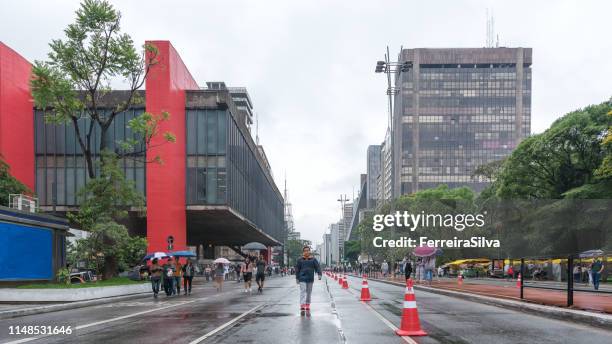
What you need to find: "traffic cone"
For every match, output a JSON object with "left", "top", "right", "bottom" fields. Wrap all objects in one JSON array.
[
  {"left": 395, "top": 278, "right": 427, "bottom": 337},
  {"left": 457, "top": 274, "right": 463, "bottom": 286},
  {"left": 360, "top": 274, "right": 372, "bottom": 301},
  {"left": 516, "top": 273, "right": 522, "bottom": 288},
  {"left": 342, "top": 274, "right": 349, "bottom": 289}
]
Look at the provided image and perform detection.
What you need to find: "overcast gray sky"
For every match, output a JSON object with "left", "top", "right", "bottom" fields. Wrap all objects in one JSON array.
[{"left": 2, "top": 0, "right": 611, "bottom": 245}]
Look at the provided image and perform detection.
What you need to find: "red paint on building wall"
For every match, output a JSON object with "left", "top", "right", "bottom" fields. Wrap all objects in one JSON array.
[
  {"left": 0, "top": 42, "right": 34, "bottom": 191},
  {"left": 145, "top": 41, "right": 198, "bottom": 252}
]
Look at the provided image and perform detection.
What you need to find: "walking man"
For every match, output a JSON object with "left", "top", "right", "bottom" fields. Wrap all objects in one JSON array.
[
  {"left": 404, "top": 259, "right": 413, "bottom": 282},
  {"left": 591, "top": 258, "right": 604, "bottom": 290},
  {"left": 149, "top": 258, "right": 162, "bottom": 298},
  {"left": 295, "top": 246, "right": 322, "bottom": 316},
  {"left": 255, "top": 256, "right": 267, "bottom": 293},
  {"left": 182, "top": 260, "right": 195, "bottom": 295},
  {"left": 174, "top": 258, "right": 183, "bottom": 295}
]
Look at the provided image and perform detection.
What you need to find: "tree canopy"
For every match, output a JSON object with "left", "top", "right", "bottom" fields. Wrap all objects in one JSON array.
[{"left": 0, "top": 156, "right": 30, "bottom": 206}]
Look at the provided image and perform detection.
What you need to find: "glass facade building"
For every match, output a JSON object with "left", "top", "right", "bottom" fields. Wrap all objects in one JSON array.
[
  {"left": 184, "top": 90, "right": 285, "bottom": 243},
  {"left": 394, "top": 48, "right": 532, "bottom": 194},
  {"left": 34, "top": 106, "right": 146, "bottom": 206}
]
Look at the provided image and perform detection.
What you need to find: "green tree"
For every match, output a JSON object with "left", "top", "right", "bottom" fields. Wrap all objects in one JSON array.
[
  {"left": 68, "top": 153, "right": 146, "bottom": 278},
  {"left": 286, "top": 239, "right": 311, "bottom": 267},
  {"left": 30, "top": 0, "right": 173, "bottom": 178},
  {"left": 492, "top": 101, "right": 612, "bottom": 199},
  {"left": 343, "top": 240, "right": 360, "bottom": 262},
  {"left": 0, "top": 156, "right": 30, "bottom": 207},
  {"left": 30, "top": 0, "right": 173, "bottom": 279}
]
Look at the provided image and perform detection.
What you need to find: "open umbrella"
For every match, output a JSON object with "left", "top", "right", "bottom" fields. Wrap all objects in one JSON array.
[
  {"left": 579, "top": 249, "right": 604, "bottom": 258},
  {"left": 412, "top": 246, "right": 438, "bottom": 257},
  {"left": 242, "top": 242, "right": 267, "bottom": 251},
  {"left": 143, "top": 252, "right": 169, "bottom": 260},
  {"left": 170, "top": 250, "right": 196, "bottom": 258},
  {"left": 213, "top": 257, "right": 230, "bottom": 264}
]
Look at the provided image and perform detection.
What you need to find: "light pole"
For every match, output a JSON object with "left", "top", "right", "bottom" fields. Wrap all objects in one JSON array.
[{"left": 375, "top": 48, "right": 412, "bottom": 272}]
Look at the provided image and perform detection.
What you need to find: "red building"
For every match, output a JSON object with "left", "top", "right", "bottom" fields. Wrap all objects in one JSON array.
[{"left": 0, "top": 41, "right": 284, "bottom": 261}]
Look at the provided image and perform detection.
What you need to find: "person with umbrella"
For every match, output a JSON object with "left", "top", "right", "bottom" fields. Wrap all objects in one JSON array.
[
  {"left": 162, "top": 257, "right": 176, "bottom": 296},
  {"left": 174, "top": 257, "right": 183, "bottom": 295},
  {"left": 213, "top": 257, "right": 230, "bottom": 292},
  {"left": 149, "top": 258, "right": 163, "bottom": 298}
]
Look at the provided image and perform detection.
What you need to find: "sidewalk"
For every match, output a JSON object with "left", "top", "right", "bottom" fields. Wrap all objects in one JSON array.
[{"left": 357, "top": 274, "right": 612, "bottom": 314}]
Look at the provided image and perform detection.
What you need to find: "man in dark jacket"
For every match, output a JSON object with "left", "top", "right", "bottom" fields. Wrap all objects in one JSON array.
[
  {"left": 404, "top": 259, "right": 413, "bottom": 281},
  {"left": 295, "top": 246, "right": 322, "bottom": 316}
]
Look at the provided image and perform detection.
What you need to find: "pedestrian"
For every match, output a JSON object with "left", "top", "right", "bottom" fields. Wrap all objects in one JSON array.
[
  {"left": 295, "top": 245, "right": 322, "bottom": 316},
  {"left": 149, "top": 258, "right": 162, "bottom": 298},
  {"left": 255, "top": 257, "right": 267, "bottom": 293},
  {"left": 174, "top": 257, "right": 183, "bottom": 295},
  {"left": 381, "top": 260, "right": 389, "bottom": 278},
  {"left": 205, "top": 265, "right": 211, "bottom": 282},
  {"left": 591, "top": 258, "right": 604, "bottom": 290},
  {"left": 162, "top": 258, "right": 175, "bottom": 296},
  {"left": 404, "top": 259, "right": 413, "bottom": 281},
  {"left": 507, "top": 265, "right": 514, "bottom": 281},
  {"left": 214, "top": 262, "right": 225, "bottom": 292},
  {"left": 242, "top": 258, "right": 254, "bottom": 293},
  {"left": 573, "top": 264, "right": 581, "bottom": 283},
  {"left": 182, "top": 260, "right": 195, "bottom": 295},
  {"left": 236, "top": 264, "right": 242, "bottom": 282}
]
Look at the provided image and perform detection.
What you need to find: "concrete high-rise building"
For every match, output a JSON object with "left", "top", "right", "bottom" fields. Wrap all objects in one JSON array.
[
  {"left": 392, "top": 47, "right": 532, "bottom": 195},
  {"left": 376, "top": 128, "right": 393, "bottom": 207},
  {"left": 322, "top": 233, "right": 332, "bottom": 266},
  {"left": 366, "top": 145, "right": 381, "bottom": 209},
  {"left": 330, "top": 223, "right": 340, "bottom": 265}
]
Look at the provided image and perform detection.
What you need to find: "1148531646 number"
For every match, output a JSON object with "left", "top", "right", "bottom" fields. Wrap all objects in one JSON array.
[{"left": 8, "top": 325, "right": 73, "bottom": 336}]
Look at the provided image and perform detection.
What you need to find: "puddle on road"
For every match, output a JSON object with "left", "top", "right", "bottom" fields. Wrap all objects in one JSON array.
[{"left": 256, "top": 312, "right": 293, "bottom": 317}]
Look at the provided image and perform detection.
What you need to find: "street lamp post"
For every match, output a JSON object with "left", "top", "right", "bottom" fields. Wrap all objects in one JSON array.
[{"left": 375, "top": 48, "right": 412, "bottom": 269}]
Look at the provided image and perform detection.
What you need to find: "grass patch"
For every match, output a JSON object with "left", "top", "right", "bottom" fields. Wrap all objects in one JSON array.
[{"left": 17, "top": 277, "right": 146, "bottom": 289}]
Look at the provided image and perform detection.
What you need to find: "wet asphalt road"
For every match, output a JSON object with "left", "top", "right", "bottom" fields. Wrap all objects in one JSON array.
[{"left": 0, "top": 275, "right": 610, "bottom": 344}]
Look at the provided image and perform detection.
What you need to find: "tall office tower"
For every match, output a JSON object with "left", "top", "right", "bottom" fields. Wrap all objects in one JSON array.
[{"left": 393, "top": 48, "right": 531, "bottom": 194}]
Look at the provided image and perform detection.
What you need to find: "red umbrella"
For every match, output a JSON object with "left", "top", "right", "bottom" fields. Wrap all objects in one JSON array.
[{"left": 413, "top": 246, "right": 438, "bottom": 257}]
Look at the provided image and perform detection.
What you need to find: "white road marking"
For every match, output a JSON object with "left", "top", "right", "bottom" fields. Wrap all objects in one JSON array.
[
  {"left": 344, "top": 275, "right": 418, "bottom": 344},
  {"left": 2, "top": 295, "right": 220, "bottom": 344},
  {"left": 187, "top": 304, "right": 264, "bottom": 344},
  {"left": 361, "top": 301, "right": 418, "bottom": 344}
]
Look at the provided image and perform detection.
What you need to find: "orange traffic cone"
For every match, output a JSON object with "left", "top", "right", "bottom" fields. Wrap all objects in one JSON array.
[
  {"left": 396, "top": 278, "right": 427, "bottom": 337},
  {"left": 516, "top": 273, "right": 522, "bottom": 288},
  {"left": 457, "top": 274, "right": 463, "bottom": 286},
  {"left": 360, "top": 274, "right": 372, "bottom": 301},
  {"left": 342, "top": 274, "right": 349, "bottom": 289}
]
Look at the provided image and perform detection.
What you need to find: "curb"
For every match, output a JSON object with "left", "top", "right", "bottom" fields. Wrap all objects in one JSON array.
[
  {"left": 0, "top": 292, "right": 151, "bottom": 320},
  {"left": 355, "top": 275, "right": 612, "bottom": 329}
]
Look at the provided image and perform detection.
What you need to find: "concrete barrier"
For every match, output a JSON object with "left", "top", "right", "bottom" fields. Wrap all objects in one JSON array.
[{"left": 0, "top": 283, "right": 150, "bottom": 302}]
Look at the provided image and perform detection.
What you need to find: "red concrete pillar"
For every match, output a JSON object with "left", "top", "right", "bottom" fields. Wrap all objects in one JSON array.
[
  {"left": 0, "top": 43, "right": 34, "bottom": 191},
  {"left": 145, "top": 41, "right": 198, "bottom": 253}
]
